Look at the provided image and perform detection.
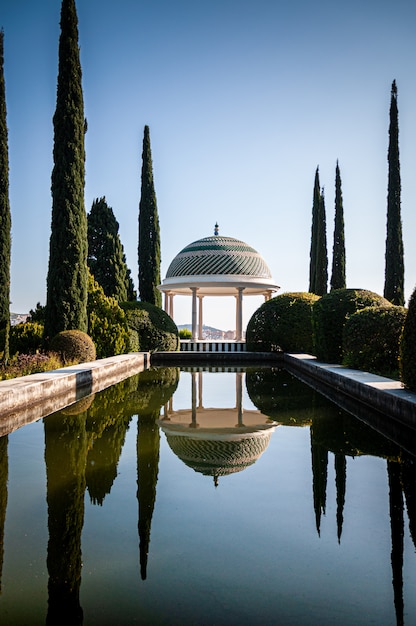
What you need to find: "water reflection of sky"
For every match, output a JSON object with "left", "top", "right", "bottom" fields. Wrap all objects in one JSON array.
[{"left": 0, "top": 368, "right": 415, "bottom": 625}]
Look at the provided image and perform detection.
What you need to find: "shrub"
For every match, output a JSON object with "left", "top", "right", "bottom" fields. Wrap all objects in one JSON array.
[
  {"left": 8, "top": 321, "right": 44, "bottom": 355},
  {"left": 246, "top": 292, "right": 320, "bottom": 353},
  {"left": 179, "top": 328, "right": 192, "bottom": 339},
  {"left": 400, "top": 287, "right": 416, "bottom": 390},
  {"left": 342, "top": 305, "right": 407, "bottom": 378},
  {"left": 312, "top": 289, "right": 392, "bottom": 363},
  {"left": 50, "top": 330, "right": 96, "bottom": 364},
  {"left": 88, "top": 273, "right": 129, "bottom": 358},
  {"left": 0, "top": 352, "right": 64, "bottom": 380},
  {"left": 121, "top": 301, "right": 179, "bottom": 352},
  {"left": 28, "top": 302, "right": 46, "bottom": 323}
]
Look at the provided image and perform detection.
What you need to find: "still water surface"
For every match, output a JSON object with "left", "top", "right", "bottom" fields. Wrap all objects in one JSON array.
[{"left": 0, "top": 366, "right": 415, "bottom": 625}]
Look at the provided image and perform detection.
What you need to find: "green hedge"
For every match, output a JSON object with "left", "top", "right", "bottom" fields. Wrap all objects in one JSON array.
[
  {"left": 1, "top": 321, "right": 44, "bottom": 356},
  {"left": 121, "top": 301, "right": 179, "bottom": 352},
  {"left": 50, "top": 330, "right": 96, "bottom": 364},
  {"left": 246, "top": 292, "right": 320, "bottom": 353},
  {"left": 88, "top": 274, "right": 130, "bottom": 358},
  {"left": 342, "top": 305, "right": 407, "bottom": 378},
  {"left": 312, "top": 289, "right": 391, "bottom": 363},
  {"left": 400, "top": 287, "right": 416, "bottom": 390}
]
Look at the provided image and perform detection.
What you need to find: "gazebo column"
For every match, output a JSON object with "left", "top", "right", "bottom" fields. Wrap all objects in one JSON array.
[
  {"left": 235, "top": 287, "right": 244, "bottom": 341},
  {"left": 164, "top": 291, "right": 174, "bottom": 318},
  {"left": 235, "top": 372, "right": 244, "bottom": 427},
  {"left": 191, "top": 287, "right": 198, "bottom": 341},
  {"left": 198, "top": 295, "right": 204, "bottom": 340}
]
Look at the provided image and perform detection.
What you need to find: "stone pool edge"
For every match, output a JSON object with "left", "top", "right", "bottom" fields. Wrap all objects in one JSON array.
[
  {"left": 283, "top": 353, "right": 416, "bottom": 429},
  {"left": 0, "top": 352, "right": 150, "bottom": 436}
]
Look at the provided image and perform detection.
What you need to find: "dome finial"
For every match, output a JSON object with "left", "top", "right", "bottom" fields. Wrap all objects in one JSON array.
[{"left": 214, "top": 222, "right": 219, "bottom": 236}]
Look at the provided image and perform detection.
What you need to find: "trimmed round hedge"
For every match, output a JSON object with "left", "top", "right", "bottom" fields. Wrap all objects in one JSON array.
[
  {"left": 246, "top": 292, "right": 320, "bottom": 353},
  {"left": 121, "top": 301, "right": 179, "bottom": 352},
  {"left": 50, "top": 330, "right": 96, "bottom": 364},
  {"left": 400, "top": 286, "right": 416, "bottom": 390},
  {"left": 312, "top": 289, "right": 392, "bottom": 363},
  {"left": 342, "top": 305, "right": 407, "bottom": 378}
]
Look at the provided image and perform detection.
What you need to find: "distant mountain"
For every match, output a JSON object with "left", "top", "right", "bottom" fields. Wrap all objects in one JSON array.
[
  {"left": 178, "top": 323, "right": 225, "bottom": 333},
  {"left": 10, "top": 312, "right": 29, "bottom": 326}
]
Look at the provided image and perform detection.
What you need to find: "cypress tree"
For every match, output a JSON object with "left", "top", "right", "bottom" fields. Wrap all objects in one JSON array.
[
  {"left": 138, "top": 126, "right": 162, "bottom": 307},
  {"left": 44, "top": 0, "right": 88, "bottom": 340},
  {"left": 315, "top": 187, "right": 328, "bottom": 296},
  {"left": 88, "top": 197, "right": 136, "bottom": 302},
  {"left": 330, "top": 161, "right": 346, "bottom": 291},
  {"left": 0, "top": 31, "right": 11, "bottom": 364},
  {"left": 309, "top": 167, "right": 320, "bottom": 293},
  {"left": 384, "top": 80, "right": 404, "bottom": 306}
]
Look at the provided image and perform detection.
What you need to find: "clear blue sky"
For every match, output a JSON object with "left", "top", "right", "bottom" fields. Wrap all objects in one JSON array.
[{"left": 2, "top": 0, "right": 416, "bottom": 330}]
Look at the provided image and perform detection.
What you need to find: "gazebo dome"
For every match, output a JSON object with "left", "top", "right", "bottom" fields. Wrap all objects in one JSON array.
[
  {"left": 158, "top": 225, "right": 279, "bottom": 341},
  {"left": 166, "top": 235, "right": 273, "bottom": 280},
  {"left": 162, "top": 430, "right": 276, "bottom": 480}
]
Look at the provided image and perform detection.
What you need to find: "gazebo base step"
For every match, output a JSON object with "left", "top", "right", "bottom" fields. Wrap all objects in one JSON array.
[{"left": 180, "top": 341, "right": 246, "bottom": 353}]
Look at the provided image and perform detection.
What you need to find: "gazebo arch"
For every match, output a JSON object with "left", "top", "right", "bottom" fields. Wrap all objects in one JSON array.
[{"left": 158, "top": 225, "right": 280, "bottom": 341}]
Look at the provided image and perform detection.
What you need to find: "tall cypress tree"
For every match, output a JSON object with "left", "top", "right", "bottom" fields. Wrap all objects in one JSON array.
[
  {"left": 330, "top": 161, "right": 346, "bottom": 291},
  {"left": 315, "top": 187, "right": 328, "bottom": 296},
  {"left": 309, "top": 167, "right": 321, "bottom": 293},
  {"left": 384, "top": 80, "right": 404, "bottom": 306},
  {"left": 44, "top": 0, "right": 88, "bottom": 339},
  {"left": 88, "top": 197, "right": 136, "bottom": 302},
  {"left": 0, "top": 30, "right": 11, "bottom": 363},
  {"left": 138, "top": 126, "right": 162, "bottom": 307}
]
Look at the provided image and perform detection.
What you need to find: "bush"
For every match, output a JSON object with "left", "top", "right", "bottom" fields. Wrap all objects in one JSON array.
[
  {"left": 50, "top": 330, "right": 96, "bottom": 364},
  {"left": 121, "top": 301, "right": 179, "bottom": 352},
  {"left": 342, "top": 305, "right": 407, "bottom": 378},
  {"left": 179, "top": 328, "right": 192, "bottom": 339},
  {"left": 312, "top": 289, "right": 392, "bottom": 363},
  {"left": 246, "top": 292, "right": 320, "bottom": 353},
  {"left": 400, "top": 287, "right": 416, "bottom": 390},
  {"left": 88, "top": 274, "right": 130, "bottom": 358},
  {"left": 8, "top": 321, "right": 44, "bottom": 355},
  {"left": 28, "top": 302, "right": 46, "bottom": 323},
  {"left": 0, "top": 352, "right": 64, "bottom": 380}
]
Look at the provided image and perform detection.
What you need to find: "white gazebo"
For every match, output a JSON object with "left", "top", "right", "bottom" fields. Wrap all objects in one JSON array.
[{"left": 158, "top": 224, "right": 280, "bottom": 341}]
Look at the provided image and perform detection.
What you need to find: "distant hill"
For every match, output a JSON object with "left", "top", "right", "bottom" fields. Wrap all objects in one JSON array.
[
  {"left": 178, "top": 323, "right": 225, "bottom": 334},
  {"left": 10, "top": 312, "right": 29, "bottom": 325}
]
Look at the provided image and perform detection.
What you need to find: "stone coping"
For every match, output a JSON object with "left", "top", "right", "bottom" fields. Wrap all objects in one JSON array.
[
  {"left": 283, "top": 353, "right": 416, "bottom": 429},
  {"left": 0, "top": 352, "right": 150, "bottom": 437}
]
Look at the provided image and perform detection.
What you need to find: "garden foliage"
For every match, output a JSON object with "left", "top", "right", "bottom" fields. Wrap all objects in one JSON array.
[
  {"left": 138, "top": 126, "right": 162, "bottom": 307},
  {"left": 50, "top": 329, "right": 96, "bottom": 364},
  {"left": 342, "top": 305, "right": 406, "bottom": 378},
  {"left": 246, "top": 292, "right": 320, "bottom": 353},
  {"left": 87, "top": 274, "right": 129, "bottom": 358},
  {"left": 312, "top": 289, "right": 391, "bottom": 363},
  {"left": 8, "top": 321, "right": 44, "bottom": 355},
  {"left": 44, "top": 0, "right": 88, "bottom": 339},
  {"left": 400, "top": 287, "right": 416, "bottom": 390},
  {"left": 0, "top": 31, "right": 11, "bottom": 364},
  {"left": 88, "top": 197, "right": 135, "bottom": 302},
  {"left": 121, "top": 301, "right": 178, "bottom": 352}
]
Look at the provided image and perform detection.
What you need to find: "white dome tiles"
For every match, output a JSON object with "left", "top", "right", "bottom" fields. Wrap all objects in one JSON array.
[{"left": 166, "top": 236, "right": 272, "bottom": 279}]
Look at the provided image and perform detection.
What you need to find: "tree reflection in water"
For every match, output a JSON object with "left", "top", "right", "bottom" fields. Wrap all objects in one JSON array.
[{"left": 0, "top": 365, "right": 415, "bottom": 624}]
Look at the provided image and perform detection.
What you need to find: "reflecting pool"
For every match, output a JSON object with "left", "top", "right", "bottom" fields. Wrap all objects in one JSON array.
[{"left": 0, "top": 365, "right": 416, "bottom": 625}]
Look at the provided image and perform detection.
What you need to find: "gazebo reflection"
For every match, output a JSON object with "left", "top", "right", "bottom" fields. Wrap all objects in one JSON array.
[{"left": 158, "top": 371, "right": 279, "bottom": 486}]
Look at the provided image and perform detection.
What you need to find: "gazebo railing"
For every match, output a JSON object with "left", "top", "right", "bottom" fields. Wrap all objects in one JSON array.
[{"left": 180, "top": 341, "right": 246, "bottom": 353}]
